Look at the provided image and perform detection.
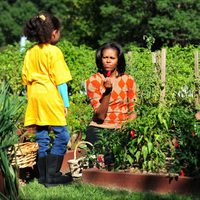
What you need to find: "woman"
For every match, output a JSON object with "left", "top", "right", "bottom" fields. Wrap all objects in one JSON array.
[{"left": 86, "top": 42, "right": 137, "bottom": 147}]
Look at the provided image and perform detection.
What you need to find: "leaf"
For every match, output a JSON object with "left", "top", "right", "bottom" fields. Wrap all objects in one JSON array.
[
  {"left": 147, "top": 142, "right": 153, "bottom": 154},
  {"left": 0, "top": 82, "right": 24, "bottom": 199},
  {"left": 144, "top": 126, "right": 148, "bottom": 135},
  {"left": 137, "top": 135, "right": 143, "bottom": 145},
  {"left": 135, "top": 151, "right": 141, "bottom": 162},
  {"left": 126, "top": 154, "right": 134, "bottom": 165},
  {"left": 128, "top": 147, "right": 134, "bottom": 154},
  {"left": 142, "top": 146, "right": 148, "bottom": 161},
  {"left": 148, "top": 160, "right": 152, "bottom": 170},
  {"left": 162, "top": 119, "right": 168, "bottom": 130}
]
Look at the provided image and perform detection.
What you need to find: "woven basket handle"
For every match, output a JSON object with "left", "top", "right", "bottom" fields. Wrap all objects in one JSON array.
[{"left": 73, "top": 141, "right": 93, "bottom": 160}]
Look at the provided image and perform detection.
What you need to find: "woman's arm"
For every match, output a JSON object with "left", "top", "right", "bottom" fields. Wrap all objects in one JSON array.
[
  {"left": 87, "top": 76, "right": 112, "bottom": 123},
  {"left": 93, "top": 87, "right": 112, "bottom": 123}
]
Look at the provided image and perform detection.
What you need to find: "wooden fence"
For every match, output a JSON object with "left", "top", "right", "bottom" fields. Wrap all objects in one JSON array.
[{"left": 148, "top": 48, "right": 199, "bottom": 107}]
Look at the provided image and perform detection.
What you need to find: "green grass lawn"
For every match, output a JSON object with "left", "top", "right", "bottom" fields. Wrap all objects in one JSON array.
[{"left": 19, "top": 179, "right": 200, "bottom": 200}]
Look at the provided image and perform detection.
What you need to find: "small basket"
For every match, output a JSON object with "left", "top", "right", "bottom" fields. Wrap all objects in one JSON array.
[
  {"left": 8, "top": 142, "right": 39, "bottom": 168},
  {"left": 67, "top": 141, "right": 93, "bottom": 178}
]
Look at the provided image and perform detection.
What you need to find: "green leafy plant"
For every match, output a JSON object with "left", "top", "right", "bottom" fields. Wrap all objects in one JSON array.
[
  {"left": 0, "top": 82, "right": 24, "bottom": 200},
  {"left": 0, "top": 44, "right": 24, "bottom": 95},
  {"left": 168, "top": 106, "right": 200, "bottom": 177},
  {"left": 90, "top": 104, "right": 200, "bottom": 177},
  {"left": 67, "top": 99, "right": 93, "bottom": 140},
  {"left": 91, "top": 105, "right": 171, "bottom": 173}
]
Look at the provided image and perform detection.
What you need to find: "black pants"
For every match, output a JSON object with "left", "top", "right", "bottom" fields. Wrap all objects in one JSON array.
[
  {"left": 85, "top": 126, "right": 115, "bottom": 168},
  {"left": 85, "top": 126, "right": 103, "bottom": 145}
]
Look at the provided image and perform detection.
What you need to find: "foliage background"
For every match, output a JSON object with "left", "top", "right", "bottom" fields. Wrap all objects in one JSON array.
[
  {"left": 0, "top": 41, "right": 200, "bottom": 138},
  {"left": 1, "top": 0, "right": 200, "bottom": 49}
]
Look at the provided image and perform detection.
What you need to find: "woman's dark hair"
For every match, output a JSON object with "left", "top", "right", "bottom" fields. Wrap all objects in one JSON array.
[
  {"left": 23, "top": 12, "right": 60, "bottom": 43},
  {"left": 96, "top": 42, "right": 126, "bottom": 76}
]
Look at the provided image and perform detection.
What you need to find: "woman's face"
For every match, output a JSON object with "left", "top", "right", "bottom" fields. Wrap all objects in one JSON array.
[{"left": 102, "top": 48, "right": 118, "bottom": 72}]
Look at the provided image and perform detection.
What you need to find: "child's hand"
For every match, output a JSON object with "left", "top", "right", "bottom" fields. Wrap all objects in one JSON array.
[{"left": 64, "top": 107, "right": 68, "bottom": 118}]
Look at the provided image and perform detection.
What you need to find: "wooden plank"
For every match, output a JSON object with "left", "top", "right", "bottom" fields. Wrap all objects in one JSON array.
[{"left": 160, "top": 48, "right": 166, "bottom": 103}]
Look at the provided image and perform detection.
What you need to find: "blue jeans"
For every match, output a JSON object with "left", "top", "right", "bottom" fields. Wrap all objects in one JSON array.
[{"left": 36, "top": 126, "right": 70, "bottom": 157}]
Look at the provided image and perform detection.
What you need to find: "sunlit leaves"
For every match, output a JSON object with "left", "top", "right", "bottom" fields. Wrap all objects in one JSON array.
[{"left": 0, "top": 82, "right": 24, "bottom": 199}]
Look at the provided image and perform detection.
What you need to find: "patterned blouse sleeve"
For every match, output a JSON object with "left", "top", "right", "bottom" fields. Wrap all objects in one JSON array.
[
  {"left": 86, "top": 75, "right": 102, "bottom": 112},
  {"left": 127, "top": 75, "right": 137, "bottom": 112}
]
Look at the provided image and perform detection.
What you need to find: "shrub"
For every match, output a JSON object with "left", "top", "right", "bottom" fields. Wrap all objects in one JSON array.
[{"left": 0, "top": 82, "right": 24, "bottom": 199}]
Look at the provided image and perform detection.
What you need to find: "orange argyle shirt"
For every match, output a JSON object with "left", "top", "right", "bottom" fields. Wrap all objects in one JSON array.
[{"left": 87, "top": 72, "right": 137, "bottom": 129}]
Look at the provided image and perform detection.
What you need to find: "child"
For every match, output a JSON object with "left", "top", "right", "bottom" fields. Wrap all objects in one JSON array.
[
  {"left": 22, "top": 12, "right": 72, "bottom": 186},
  {"left": 85, "top": 42, "right": 137, "bottom": 162}
]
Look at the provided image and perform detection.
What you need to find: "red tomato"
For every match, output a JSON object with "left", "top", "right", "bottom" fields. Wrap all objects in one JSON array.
[
  {"left": 130, "top": 130, "right": 135, "bottom": 138},
  {"left": 107, "top": 71, "right": 111, "bottom": 77}
]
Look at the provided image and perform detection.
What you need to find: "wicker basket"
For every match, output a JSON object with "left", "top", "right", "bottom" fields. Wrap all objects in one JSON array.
[
  {"left": 8, "top": 142, "right": 39, "bottom": 168},
  {"left": 67, "top": 141, "right": 93, "bottom": 178}
]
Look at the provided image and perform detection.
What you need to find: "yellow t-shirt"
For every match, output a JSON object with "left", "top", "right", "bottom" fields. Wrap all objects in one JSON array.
[{"left": 22, "top": 44, "right": 72, "bottom": 126}]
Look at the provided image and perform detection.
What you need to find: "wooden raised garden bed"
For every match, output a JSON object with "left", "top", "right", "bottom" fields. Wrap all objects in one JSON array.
[
  {"left": 82, "top": 168, "right": 200, "bottom": 196},
  {"left": 0, "top": 169, "right": 5, "bottom": 194}
]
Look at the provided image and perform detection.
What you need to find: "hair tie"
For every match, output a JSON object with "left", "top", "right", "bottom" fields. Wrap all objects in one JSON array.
[{"left": 38, "top": 14, "right": 46, "bottom": 21}]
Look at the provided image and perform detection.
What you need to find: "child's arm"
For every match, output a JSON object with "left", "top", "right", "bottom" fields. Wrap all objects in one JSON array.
[{"left": 57, "top": 83, "right": 69, "bottom": 116}]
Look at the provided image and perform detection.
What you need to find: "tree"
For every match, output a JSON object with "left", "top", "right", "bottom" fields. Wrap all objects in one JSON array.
[
  {"left": 0, "top": 0, "right": 37, "bottom": 46},
  {"left": 97, "top": 0, "right": 150, "bottom": 48},
  {"left": 1, "top": 0, "right": 200, "bottom": 49},
  {"left": 148, "top": 0, "right": 200, "bottom": 49},
  {"left": 60, "top": 0, "right": 102, "bottom": 48}
]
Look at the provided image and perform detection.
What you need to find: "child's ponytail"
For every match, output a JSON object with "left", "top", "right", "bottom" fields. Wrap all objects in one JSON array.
[{"left": 23, "top": 12, "right": 60, "bottom": 44}]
